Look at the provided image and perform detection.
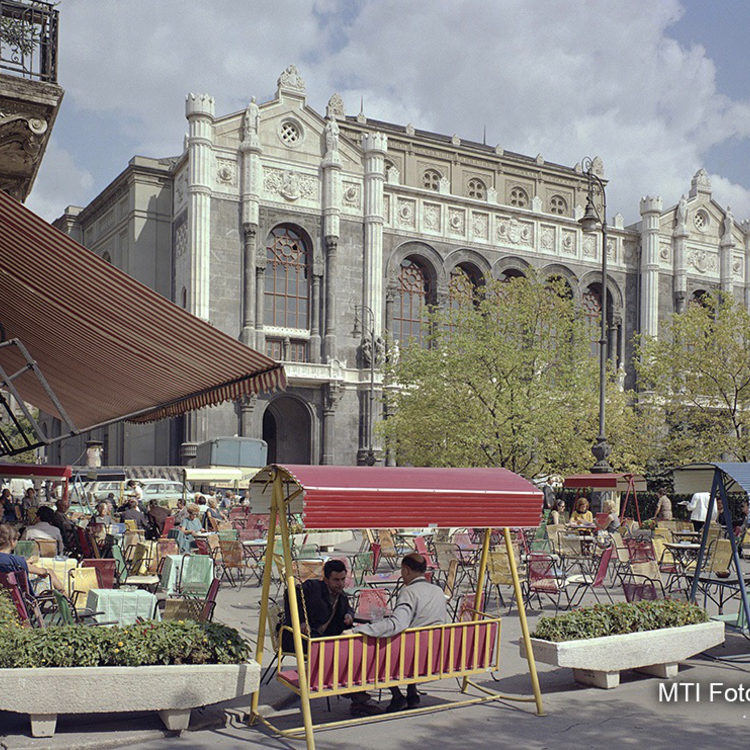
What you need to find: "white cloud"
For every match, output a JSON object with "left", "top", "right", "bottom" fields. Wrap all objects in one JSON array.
[{"left": 32, "top": 0, "right": 750, "bottom": 225}]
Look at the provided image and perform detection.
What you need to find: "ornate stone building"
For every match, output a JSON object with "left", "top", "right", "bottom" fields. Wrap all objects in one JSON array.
[{"left": 44, "top": 65, "right": 750, "bottom": 468}]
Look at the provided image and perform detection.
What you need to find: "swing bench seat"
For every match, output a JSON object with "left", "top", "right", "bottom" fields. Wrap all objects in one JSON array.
[{"left": 276, "top": 613, "right": 501, "bottom": 699}]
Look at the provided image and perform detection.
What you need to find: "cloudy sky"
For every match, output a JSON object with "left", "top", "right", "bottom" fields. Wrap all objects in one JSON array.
[{"left": 28, "top": 0, "right": 750, "bottom": 228}]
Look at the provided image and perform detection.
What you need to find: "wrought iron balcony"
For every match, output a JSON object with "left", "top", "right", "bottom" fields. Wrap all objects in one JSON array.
[{"left": 0, "top": 0, "right": 58, "bottom": 83}]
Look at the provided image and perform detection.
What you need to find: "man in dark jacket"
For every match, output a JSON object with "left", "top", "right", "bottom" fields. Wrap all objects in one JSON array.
[
  {"left": 50, "top": 497, "right": 80, "bottom": 555},
  {"left": 146, "top": 500, "right": 170, "bottom": 539},
  {"left": 282, "top": 559, "right": 380, "bottom": 716},
  {"left": 119, "top": 498, "right": 147, "bottom": 530}
]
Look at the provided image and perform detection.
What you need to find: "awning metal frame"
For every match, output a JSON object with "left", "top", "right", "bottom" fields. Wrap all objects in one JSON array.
[{"left": 0, "top": 337, "right": 78, "bottom": 456}]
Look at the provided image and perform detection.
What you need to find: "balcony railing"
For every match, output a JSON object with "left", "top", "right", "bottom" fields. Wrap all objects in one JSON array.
[{"left": 0, "top": 0, "right": 58, "bottom": 83}]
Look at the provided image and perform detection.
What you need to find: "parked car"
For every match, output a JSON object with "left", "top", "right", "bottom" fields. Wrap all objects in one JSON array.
[{"left": 139, "top": 479, "right": 194, "bottom": 508}]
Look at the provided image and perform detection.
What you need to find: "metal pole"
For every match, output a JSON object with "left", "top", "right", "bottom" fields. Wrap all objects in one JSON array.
[
  {"left": 368, "top": 308, "right": 376, "bottom": 465},
  {"left": 504, "top": 527, "right": 545, "bottom": 716},
  {"left": 461, "top": 528, "right": 491, "bottom": 693}
]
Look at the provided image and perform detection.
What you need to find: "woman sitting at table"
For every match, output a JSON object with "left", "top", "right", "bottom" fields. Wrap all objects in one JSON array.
[
  {"left": 570, "top": 497, "right": 594, "bottom": 525},
  {"left": 597, "top": 499, "right": 621, "bottom": 534},
  {"left": 0, "top": 522, "right": 65, "bottom": 593},
  {"left": 550, "top": 500, "right": 566, "bottom": 526},
  {"left": 203, "top": 497, "right": 227, "bottom": 530},
  {"left": 176, "top": 504, "right": 201, "bottom": 554}
]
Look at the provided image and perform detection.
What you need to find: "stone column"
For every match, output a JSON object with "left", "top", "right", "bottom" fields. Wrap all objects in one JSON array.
[
  {"left": 255, "top": 262, "right": 266, "bottom": 354},
  {"left": 323, "top": 236, "right": 338, "bottom": 360},
  {"left": 240, "top": 98, "right": 263, "bottom": 347},
  {"left": 362, "top": 132, "right": 388, "bottom": 338},
  {"left": 322, "top": 382, "right": 343, "bottom": 464},
  {"left": 720, "top": 208, "right": 736, "bottom": 294},
  {"left": 241, "top": 224, "right": 257, "bottom": 347},
  {"left": 322, "top": 117, "right": 342, "bottom": 361},
  {"left": 310, "top": 269, "right": 322, "bottom": 364},
  {"left": 185, "top": 93, "right": 214, "bottom": 322},
  {"left": 240, "top": 393, "right": 258, "bottom": 437},
  {"left": 639, "top": 196, "right": 662, "bottom": 338},
  {"left": 743, "top": 221, "right": 750, "bottom": 311}
]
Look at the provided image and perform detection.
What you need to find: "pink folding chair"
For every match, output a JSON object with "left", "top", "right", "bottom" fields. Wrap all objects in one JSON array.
[{"left": 355, "top": 588, "right": 391, "bottom": 621}]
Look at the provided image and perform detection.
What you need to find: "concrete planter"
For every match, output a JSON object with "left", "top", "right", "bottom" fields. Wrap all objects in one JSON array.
[
  {"left": 0, "top": 660, "right": 260, "bottom": 737},
  {"left": 521, "top": 621, "right": 724, "bottom": 688},
  {"left": 293, "top": 530, "right": 353, "bottom": 551}
]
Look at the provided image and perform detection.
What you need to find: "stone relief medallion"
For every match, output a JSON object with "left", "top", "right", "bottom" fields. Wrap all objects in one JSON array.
[
  {"left": 264, "top": 168, "right": 317, "bottom": 202},
  {"left": 659, "top": 243, "right": 670, "bottom": 263},
  {"left": 496, "top": 217, "right": 532, "bottom": 246},
  {"left": 423, "top": 203, "right": 440, "bottom": 232},
  {"left": 216, "top": 158, "right": 237, "bottom": 186},
  {"left": 540, "top": 226, "right": 555, "bottom": 251},
  {"left": 733, "top": 258, "right": 743, "bottom": 277},
  {"left": 607, "top": 240, "right": 616, "bottom": 262},
  {"left": 583, "top": 235, "right": 596, "bottom": 258},
  {"left": 343, "top": 182, "right": 361, "bottom": 208},
  {"left": 562, "top": 229, "right": 576, "bottom": 254},
  {"left": 688, "top": 249, "right": 717, "bottom": 274},
  {"left": 397, "top": 199, "right": 416, "bottom": 228},
  {"left": 471, "top": 212, "right": 488, "bottom": 240},
  {"left": 448, "top": 208, "right": 465, "bottom": 235}
]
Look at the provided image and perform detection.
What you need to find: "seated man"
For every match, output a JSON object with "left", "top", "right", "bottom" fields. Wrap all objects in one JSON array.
[
  {"left": 146, "top": 499, "right": 170, "bottom": 539},
  {"left": 50, "top": 497, "right": 80, "bottom": 556},
  {"left": 22, "top": 505, "right": 64, "bottom": 556},
  {"left": 283, "top": 559, "right": 380, "bottom": 717},
  {"left": 120, "top": 498, "right": 147, "bottom": 530},
  {"left": 353, "top": 552, "right": 448, "bottom": 712}
]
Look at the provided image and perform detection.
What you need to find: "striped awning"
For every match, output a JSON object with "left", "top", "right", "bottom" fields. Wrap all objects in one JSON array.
[
  {"left": 0, "top": 189, "right": 285, "bottom": 436},
  {"left": 249, "top": 464, "right": 544, "bottom": 529}
]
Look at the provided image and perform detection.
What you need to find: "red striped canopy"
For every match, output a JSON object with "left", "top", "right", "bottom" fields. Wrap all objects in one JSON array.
[
  {"left": 0, "top": 463, "right": 71, "bottom": 481},
  {"left": 0, "top": 190, "right": 285, "bottom": 434},
  {"left": 563, "top": 473, "right": 647, "bottom": 492},
  {"left": 250, "top": 465, "right": 543, "bottom": 529}
]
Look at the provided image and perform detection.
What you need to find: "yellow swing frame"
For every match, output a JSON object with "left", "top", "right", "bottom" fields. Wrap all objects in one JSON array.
[{"left": 249, "top": 469, "right": 545, "bottom": 750}]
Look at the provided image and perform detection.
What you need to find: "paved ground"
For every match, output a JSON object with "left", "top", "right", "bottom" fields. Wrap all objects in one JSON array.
[{"left": 3, "top": 536, "right": 750, "bottom": 750}]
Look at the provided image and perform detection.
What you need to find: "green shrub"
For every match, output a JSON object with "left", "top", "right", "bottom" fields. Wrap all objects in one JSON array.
[
  {"left": 0, "top": 589, "right": 21, "bottom": 628},
  {"left": 532, "top": 599, "right": 709, "bottom": 642},
  {"left": 0, "top": 612, "right": 251, "bottom": 668}
]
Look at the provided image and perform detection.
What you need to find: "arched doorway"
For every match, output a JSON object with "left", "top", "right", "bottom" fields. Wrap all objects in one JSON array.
[{"left": 262, "top": 397, "right": 312, "bottom": 465}]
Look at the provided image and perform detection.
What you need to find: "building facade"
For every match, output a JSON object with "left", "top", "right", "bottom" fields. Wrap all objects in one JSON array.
[{"left": 44, "top": 65, "right": 750, "bottom": 468}]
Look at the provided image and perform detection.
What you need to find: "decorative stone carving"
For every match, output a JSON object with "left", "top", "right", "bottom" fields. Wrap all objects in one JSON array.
[
  {"left": 342, "top": 182, "right": 360, "bottom": 208},
  {"left": 323, "top": 382, "right": 344, "bottom": 414},
  {"left": 405, "top": 123, "right": 415, "bottom": 136},
  {"left": 216, "top": 158, "right": 237, "bottom": 186},
  {"left": 451, "top": 134, "right": 461, "bottom": 146},
  {"left": 495, "top": 145, "right": 504, "bottom": 156},
  {"left": 606, "top": 240, "right": 615, "bottom": 261},
  {"left": 692, "top": 168, "right": 711, "bottom": 191},
  {"left": 397, "top": 199, "right": 416, "bottom": 228},
  {"left": 472, "top": 212, "right": 488, "bottom": 240},
  {"left": 562, "top": 229, "right": 576, "bottom": 254},
  {"left": 723, "top": 206, "right": 734, "bottom": 242},
  {"left": 688, "top": 249, "right": 718, "bottom": 274},
  {"left": 263, "top": 168, "right": 317, "bottom": 201},
  {"left": 591, "top": 156, "right": 604, "bottom": 177},
  {"left": 448, "top": 208, "right": 465, "bottom": 235},
  {"left": 324, "top": 116, "right": 340, "bottom": 157},
  {"left": 423, "top": 204, "right": 440, "bottom": 232},
  {"left": 361, "top": 335, "right": 386, "bottom": 368},
  {"left": 174, "top": 221, "right": 188, "bottom": 259},
  {"left": 583, "top": 235, "right": 596, "bottom": 258},
  {"left": 277, "top": 64, "right": 306, "bottom": 94},
  {"left": 326, "top": 93, "right": 345, "bottom": 118},
  {"left": 536, "top": 153, "right": 544, "bottom": 164},
  {"left": 659, "top": 243, "right": 670, "bottom": 262},
  {"left": 243, "top": 97, "right": 260, "bottom": 139},
  {"left": 438, "top": 176, "right": 450, "bottom": 194},
  {"left": 676, "top": 194, "right": 688, "bottom": 231},
  {"left": 531, "top": 195, "right": 542, "bottom": 213},
  {"left": 540, "top": 226, "right": 555, "bottom": 251},
  {"left": 496, "top": 217, "right": 533, "bottom": 246},
  {"left": 623, "top": 241, "right": 637, "bottom": 263},
  {"left": 733, "top": 258, "right": 743, "bottom": 276},
  {"left": 386, "top": 166, "right": 400, "bottom": 184},
  {"left": 486, "top": 186, "right": 498, "bottom": 204}
]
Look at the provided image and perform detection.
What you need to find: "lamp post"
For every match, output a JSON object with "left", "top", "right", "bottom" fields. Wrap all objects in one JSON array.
[
  {"left": 352, "top": 304, "right": 378, "bottom": 466},
  {"left": 579, "top": 157, "right": 612, "bottom": 474}
]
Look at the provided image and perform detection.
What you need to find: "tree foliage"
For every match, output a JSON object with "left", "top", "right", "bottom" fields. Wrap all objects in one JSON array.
[
  {"left": 636, "top": 292, "right": 750, "bottom": 464},
  {"left": 382, "top": 273, "right": 641, "bottom": 477}
]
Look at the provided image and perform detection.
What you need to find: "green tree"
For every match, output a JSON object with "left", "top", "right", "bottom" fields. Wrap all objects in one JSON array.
[
  {"left": 636, "top": 292, "right": 750, "bottom": 464},
  {"left": 382, "top": 273, "right": 640, "bottom": 477}
]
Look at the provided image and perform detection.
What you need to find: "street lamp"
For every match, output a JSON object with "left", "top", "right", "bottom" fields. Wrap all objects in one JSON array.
[
  {"left": 579, "top": 157, "right": 612, "bottom": 474},
  {"left": 352, "top": 304, "right": 378, "bottom": 466}
]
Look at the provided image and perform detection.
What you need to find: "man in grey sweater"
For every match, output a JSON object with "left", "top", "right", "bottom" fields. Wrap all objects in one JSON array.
[{"left": 353, "top": 552, "right": 447, "bottom": 712}]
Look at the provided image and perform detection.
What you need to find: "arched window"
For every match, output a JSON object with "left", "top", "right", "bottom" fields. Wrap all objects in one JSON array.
[
  {"left": 264, "top": 226, "right": 310, "bottom": 329},
  {"left": 508, "top": 187, "right": 528, "bottom": 208},
  {"left": 449, "top": 264, "right": 481, "bottom": 309},
  {"left": 545, "top": 274, "right": 573, "bottom": 299},
  {"left": 499, "top": 268, "right": 525, "bottom": 282},
  {"left": 395, "top": 257, "right": 432, "bottom": 345},
  {"left": 423, "top": 169, "right": 441, "bottom": 191},
  {"left": 467, "top": 178, "right": 486, "bottom": 200},
  {"left": 690, "top": 289, "right": 709, "bottom": 307},
  {"left": 549, "top": 195, "right": 567, "bottom": 215}
]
